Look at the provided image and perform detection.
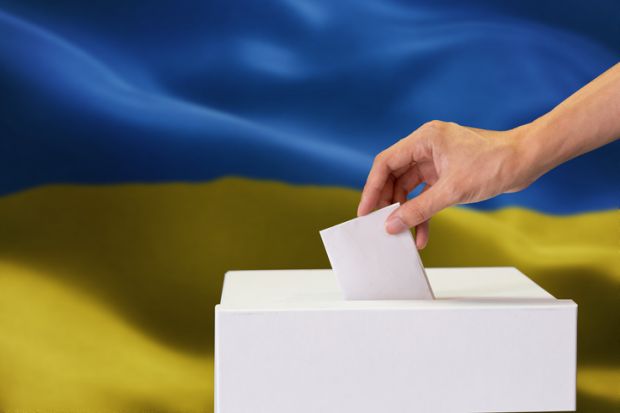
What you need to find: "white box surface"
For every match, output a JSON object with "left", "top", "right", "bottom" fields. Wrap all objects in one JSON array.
[{"left": 215, "top": 267, "right": 576, "bottom": 413}]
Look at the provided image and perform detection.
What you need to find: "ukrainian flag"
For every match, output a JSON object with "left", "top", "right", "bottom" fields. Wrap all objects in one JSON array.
[{"left": 0, "top": 1, "right": 618, "bottom": 412}]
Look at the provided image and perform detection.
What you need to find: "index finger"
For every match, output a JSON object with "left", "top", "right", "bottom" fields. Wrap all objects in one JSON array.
[{"left": 357, "top": 132, "right": 428, "bottom": 216}]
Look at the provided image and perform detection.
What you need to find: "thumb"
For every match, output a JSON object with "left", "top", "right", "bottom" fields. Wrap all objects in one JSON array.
[{"left": 385, "top": 184, "right": 450, "bottom": 234}]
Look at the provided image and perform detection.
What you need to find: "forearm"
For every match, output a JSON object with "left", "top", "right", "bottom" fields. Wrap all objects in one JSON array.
[{"left": 515, "top": 63, "right": 620, "bottom": 183}]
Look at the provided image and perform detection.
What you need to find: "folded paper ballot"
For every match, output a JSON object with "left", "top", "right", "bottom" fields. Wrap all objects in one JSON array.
[{"left": 320, "top": 203, "right": 434, "bottom": 300}]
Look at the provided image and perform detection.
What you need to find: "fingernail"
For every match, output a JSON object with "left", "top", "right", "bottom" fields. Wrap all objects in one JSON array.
[{"left": 385, "top": 215, "right": 407, "bottom": 234}]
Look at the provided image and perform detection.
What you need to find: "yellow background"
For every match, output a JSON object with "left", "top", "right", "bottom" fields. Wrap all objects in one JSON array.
[{"left": 0, "top": 178, "right": 618, "bottom": 412}]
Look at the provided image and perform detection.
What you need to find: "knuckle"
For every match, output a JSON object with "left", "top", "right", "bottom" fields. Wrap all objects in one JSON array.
[
  {"left": 373, "top": 151, "right": 385, "bottom": 165},
  {"left": 405, "top": 204, "right": 427, "bottom": 225},
  {"left": 422, "top": 120, "right": 444, "bottom": 132}
]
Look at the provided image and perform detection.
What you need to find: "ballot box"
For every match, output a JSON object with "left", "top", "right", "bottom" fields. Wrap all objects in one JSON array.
[{"left": 215, "top": 267, "right": 576, "bottom": 413}]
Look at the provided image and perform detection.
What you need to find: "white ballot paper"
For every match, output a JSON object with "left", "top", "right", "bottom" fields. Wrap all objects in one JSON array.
[{"left": 320, "top": 203, "right": 434, "bottom": 300}]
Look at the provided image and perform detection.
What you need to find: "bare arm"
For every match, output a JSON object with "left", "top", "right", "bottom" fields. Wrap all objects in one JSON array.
[{"left": 516, "top": 62, "right": 620, "bottom": 183}]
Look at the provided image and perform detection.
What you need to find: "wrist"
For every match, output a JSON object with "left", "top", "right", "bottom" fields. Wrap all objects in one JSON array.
[{"left": 503, "top": 122, "right": 547, "bottom": 192}]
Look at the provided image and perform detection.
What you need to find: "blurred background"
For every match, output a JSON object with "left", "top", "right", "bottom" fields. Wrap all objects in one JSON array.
[{"left": 0, "top": 0, "right": 618, "bottom": 412}]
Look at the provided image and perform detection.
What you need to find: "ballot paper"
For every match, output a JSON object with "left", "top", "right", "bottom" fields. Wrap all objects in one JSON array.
[{"left": 320, "top": 203, "right": 434, "bottom": 300}]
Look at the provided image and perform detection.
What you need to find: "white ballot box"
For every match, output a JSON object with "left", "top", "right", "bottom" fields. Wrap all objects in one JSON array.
[{"left": 215, "top": 268, "right": 576, "bottom": 413}]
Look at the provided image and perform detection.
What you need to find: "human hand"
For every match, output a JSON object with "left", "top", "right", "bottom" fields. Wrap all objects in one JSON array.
[
  {"left": 358, "top": 64, "right": 620, "bottom": 249},
  {"left": 357, "top": 121, "right": 537, "bottom": 249}
]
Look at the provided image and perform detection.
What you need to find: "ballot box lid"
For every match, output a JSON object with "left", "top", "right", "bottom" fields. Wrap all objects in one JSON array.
[{"left": 218, "top": 267, "right": 574, "bottom": 310}]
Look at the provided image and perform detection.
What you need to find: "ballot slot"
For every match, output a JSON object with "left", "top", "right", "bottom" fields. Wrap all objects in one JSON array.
[{"left": 319, "top": 203, "right": 434, "bottom": 300}]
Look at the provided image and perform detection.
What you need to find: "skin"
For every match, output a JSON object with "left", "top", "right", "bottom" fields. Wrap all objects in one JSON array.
[{"left": 358, "top": 62, "right": 620, "bottom": 249}]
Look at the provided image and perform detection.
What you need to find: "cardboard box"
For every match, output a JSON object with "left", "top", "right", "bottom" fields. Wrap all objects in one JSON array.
[{"left": 215, "top": 267, "right": 576, "bottom": 413}]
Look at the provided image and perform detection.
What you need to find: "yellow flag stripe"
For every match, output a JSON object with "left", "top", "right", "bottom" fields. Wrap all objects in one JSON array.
[{"left": 0, "top": 178, "right": 617, "bottom": 412}]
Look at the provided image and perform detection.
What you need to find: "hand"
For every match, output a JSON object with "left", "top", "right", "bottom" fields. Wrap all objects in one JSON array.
[
  {"left": 358, "top": 63, "right": 620, "bottom": 249},
  {"left": 357, "top": 121, "right": 536, "bottom": 249}
]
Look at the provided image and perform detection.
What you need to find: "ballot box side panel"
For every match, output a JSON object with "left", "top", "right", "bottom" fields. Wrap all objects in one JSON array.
[{"left": 215, "top": 305, "right": 576, "bottom": 413}]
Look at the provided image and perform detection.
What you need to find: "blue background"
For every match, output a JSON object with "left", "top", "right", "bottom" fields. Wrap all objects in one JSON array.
[{"left": 1, "top": 0, "right": 619, "bottom": 212}]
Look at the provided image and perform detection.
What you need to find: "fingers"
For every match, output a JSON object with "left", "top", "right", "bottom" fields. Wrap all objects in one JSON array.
[
  {"left": 357, "top": 150, "right": 386, "bottom": 216},
  {"left": 358, "top": 138, "right": 428, "bottom": 217},
  {"left": 414, "top": 220, "right": 430, "bottom": 249},
  {"left": 357, "top": 154, "right": 397, "bottom": 216},
  {"left": 393, "top": 168, "right": 422, "bottom": 204},
  {"left": 385, "top": 183, "right": 451, "bottom": 234},
  {"left": 412, "top": 183, "right": 431, "bottom": 249},
  {"left": 377, "top": 175, "right": 395, "bottom": 209}
]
